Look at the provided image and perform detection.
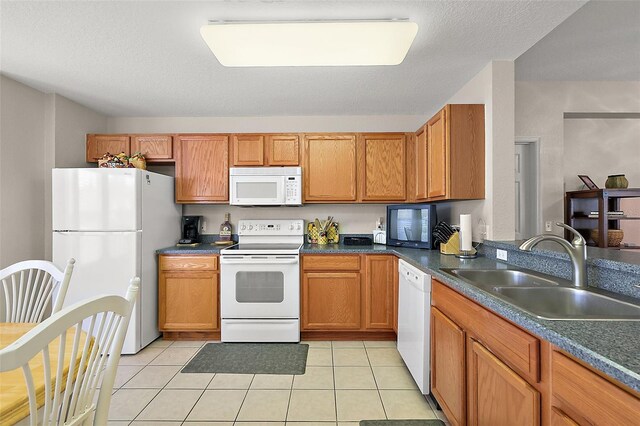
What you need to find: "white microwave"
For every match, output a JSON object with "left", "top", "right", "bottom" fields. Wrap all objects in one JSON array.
[{"left": 229, "top": 167, "right": 302, "bottom": 206}]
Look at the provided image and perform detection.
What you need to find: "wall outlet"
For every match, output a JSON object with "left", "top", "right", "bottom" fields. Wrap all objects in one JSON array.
[
  {"left": 496, "top": 249, "right": 508, "bottom": 261},
  {"left": 545, "top": 221, "right": 553, "bottom": 232}
]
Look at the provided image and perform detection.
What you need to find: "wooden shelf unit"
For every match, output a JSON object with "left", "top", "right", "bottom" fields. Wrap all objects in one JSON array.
[{"left": 565, "top": 188, "right": 640, "bottom": 248}]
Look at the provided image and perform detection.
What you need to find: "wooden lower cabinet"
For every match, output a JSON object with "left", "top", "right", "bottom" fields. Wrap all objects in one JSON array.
[
  {"left": 158, "top": 255, "right": 220, "bottom": 338},
  {"left": 364, "top": 255, "right": 396, "bottom": 330},
  {"left": 468, "top": 339, "right": 540, "bottom": 426},
  {"left": 431, "top": 307, "right": 466, "bottom": 426},
  {"left": 431, "top": 278, "right": 640, "bottom": 426},
  {"left": 550, "top": 349, "right": 640, "bottom": 426},
  {"left": 302, "top": 271, "right": 361, "bottom": 330},
  {"left": 301, "top": 254, "right": 397, "bottom": 338}
]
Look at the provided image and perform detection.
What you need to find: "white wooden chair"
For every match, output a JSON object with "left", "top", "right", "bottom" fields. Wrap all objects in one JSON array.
[
  {"left": 0, "top": 278, "right": 139, "bottom": 426},
  {"left": 0, "top": 259, "right": 75, "bottom": 323}
]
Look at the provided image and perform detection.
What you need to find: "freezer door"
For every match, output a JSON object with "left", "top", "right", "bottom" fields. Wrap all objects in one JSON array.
[
  {"left": 53, "top": 168, "right": 141, "bottom": 231},
  {"left": 53, "top": 231, "right": 142, "bottom": 354}
]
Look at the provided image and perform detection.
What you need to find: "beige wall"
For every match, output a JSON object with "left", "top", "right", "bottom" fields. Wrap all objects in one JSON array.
[
  {"left": 516, "top": 81, "right": 640, "bottom": 235},
  {"left": 0, "top": 76, "right": 47, "bottom": 267},
  {"left": 442, "top": 60, "right": 516, "bottom": 241},
  {"left": 0, "top": 76, "right": 107, "bottom": 266},
  {"left": 185, "top": 204, "right": 386, "bottom": 235},
  {"left": 563, "top": 118, "right": 640, "bottom": 245}
]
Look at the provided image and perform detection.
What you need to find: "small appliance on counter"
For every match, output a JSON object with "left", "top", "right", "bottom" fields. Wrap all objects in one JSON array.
[
  {"left": 373, "top": 216, "right": 386, "bottom": 244},
  {"left": 344, "top": 236, "right": 373, "bottom": 246},
  {"left": 386, "top": 203, "right": 437, "bottom": 249},
  {"left": 178, "top": 215, "right": 201, "bottom": 245}
]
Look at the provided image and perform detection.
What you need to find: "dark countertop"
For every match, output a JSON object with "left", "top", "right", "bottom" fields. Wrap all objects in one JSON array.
[{"left": 157, "top": 241, "right": 640, "bottom": 392}]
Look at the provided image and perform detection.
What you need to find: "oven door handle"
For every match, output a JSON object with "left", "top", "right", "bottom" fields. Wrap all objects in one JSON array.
[{"left": 220, "top": 258, "right": 299, "bottom": 265}]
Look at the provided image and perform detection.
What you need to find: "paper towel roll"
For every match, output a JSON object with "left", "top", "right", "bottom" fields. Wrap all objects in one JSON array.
[{"left": 459, "top": 214, "right": 472, "bottom": 251}]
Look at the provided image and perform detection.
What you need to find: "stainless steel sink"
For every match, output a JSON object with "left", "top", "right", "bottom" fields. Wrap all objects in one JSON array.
[
  {"left": 440, "top": 268, "right": 640, "bottom": 321},
  {"left": 491, "top": 287, "right": 640, "bottom": 320},
  {"left": 449, "top": 269, "right": 559, "bottom": 287}
]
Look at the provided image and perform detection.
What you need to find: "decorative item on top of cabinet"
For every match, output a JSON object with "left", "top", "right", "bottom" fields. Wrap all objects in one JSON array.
[
  {"left": 158, "top": 255, "right": 220, "bottom": 339},
  {"left": 86, "top": 134, "right": 130, "bottom": 162},
  {"left": 175, "top": 134, "right": 229, "bottom": 203},
  {"left": 266, "top": 134, "right": 300, "bottom": 166},
  {"left": 231, "top": 134, "right": 265, "bottom": 166},
  {"left": 130, "top": 134, "right": 173, "bottom": 161},
  {"left": 303, "top": 134, "right": 358, "bottom": 202},
  {"left": 415, "top": 104, "right": 485, "bottom": 201},
  {"left": 358, "top": 133, "right": 407, "bottom": 201}
]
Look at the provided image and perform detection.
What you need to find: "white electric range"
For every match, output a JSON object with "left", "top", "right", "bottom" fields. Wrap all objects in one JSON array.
[{"left": 220, "top": 219, "right": 304, "bottom": 342}]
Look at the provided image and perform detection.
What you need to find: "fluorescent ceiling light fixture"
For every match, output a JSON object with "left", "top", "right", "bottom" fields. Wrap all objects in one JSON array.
[{"left": 200, "top": 20, "right": 418, "bottom": 67}]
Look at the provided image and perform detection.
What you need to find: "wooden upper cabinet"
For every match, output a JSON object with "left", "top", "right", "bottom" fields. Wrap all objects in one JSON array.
[
  {"left": 431, "top": 307, "right": 466, "bottom": 426},
  {"left": 175, "top": 134, "right": 229, "bottom": 203},
  {"left": 358, "top": 133, "right": 406, "bottom": 201},
  {"left": 427, "top": 108, "right": 447, "bottom": 199},
  {"left": 86, "top": 134, "right": 130, "bottom": 161},
  {"left": 303, "top": 134, "right": 358, "bottom": 202},
  {"left": 416, "top": 104, "right": 484, "bottom": 201},
  {"left": 266, "top": 134, "right": 300, "bottom": 166},
  {"left": 364, "top": 255, "right": 396, "bottom": 330},
  {"left": 415, "top": 126, "right": 428, "bottom": 201},
  {"left": 232, "top": 134, "right": 265, "bottom": 166},
  {"left": 130, "top": 134, "right": 173, "bottom": 161},
  {"left": 468, "top": 339, "right": 540, "bottom": 426}
]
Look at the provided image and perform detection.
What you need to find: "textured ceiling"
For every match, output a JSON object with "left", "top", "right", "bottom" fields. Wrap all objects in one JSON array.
[
  {"left": 516, "top": 0, "right": 640, "bottom": 81},
  {"left": 1, "top": 1, "right": 585, "bottom": 117}
]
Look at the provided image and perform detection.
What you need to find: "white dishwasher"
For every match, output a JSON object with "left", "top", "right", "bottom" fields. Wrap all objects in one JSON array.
[{"left": 397, "top": 259, "right": 432, "bottom": 394}]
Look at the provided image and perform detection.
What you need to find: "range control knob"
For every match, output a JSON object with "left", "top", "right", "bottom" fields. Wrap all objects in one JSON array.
[
  {"left": 248, "top": 225, "right": 253, "bottom": 230},
  {"left": 240, "top": 225, "right": 246, "bottom": 230},
  {"left": 296, "top": 223, "right": 302, "bottom": 230},
  {"left": 289, "top": 224, "right": 295, "bottom": 230}
]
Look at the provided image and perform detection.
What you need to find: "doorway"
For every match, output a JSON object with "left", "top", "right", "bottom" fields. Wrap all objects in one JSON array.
[{"left": 515, "top": 138, "right": 540, "bottom": 240}]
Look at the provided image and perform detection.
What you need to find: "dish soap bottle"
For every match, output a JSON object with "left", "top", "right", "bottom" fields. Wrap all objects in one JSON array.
[{"left": 220, "top": 213, "right": 232, "bottom": 242}]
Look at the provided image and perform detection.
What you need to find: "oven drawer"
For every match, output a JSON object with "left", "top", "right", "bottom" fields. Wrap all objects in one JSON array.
[{"left": 303, "top": 255, "right": 360, "bottom": 271}]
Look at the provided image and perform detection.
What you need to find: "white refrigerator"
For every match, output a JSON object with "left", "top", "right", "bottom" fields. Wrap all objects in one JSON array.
[{"left": 52, "top": 168, "right": 181, "bottom": 354}]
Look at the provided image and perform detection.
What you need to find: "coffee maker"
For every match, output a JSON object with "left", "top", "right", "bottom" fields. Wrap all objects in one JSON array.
[{"left": 179, "top": 216, "right": 201, "bottom": 245}]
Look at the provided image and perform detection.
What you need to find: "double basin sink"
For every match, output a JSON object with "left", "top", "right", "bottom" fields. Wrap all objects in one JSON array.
[{"left": 440, "top": 268, "right": 640, "bottom": 321}]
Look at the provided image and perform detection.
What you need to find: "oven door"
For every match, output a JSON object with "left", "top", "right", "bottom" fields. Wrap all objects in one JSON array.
[
  {"left": 230, "top": 175, "right": 286, "bottom": 205},
  {"left": 220, "top": 255, "right": 299, "bottom": 318}
]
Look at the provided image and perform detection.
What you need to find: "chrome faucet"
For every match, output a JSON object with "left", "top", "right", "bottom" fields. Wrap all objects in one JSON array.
[{"left": 519, "top": 223, "right": 588, "bottom": 288}]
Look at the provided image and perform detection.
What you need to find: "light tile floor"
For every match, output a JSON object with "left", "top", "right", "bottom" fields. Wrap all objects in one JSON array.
[{"left": 109, "top": 339, "right": 450, "bottom": 426}]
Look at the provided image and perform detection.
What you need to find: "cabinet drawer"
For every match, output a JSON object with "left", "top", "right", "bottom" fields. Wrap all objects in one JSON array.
[
  {"left": 432, "top": 279, "right": 540, "bottom": 383},
  {"left": 303, "top": 255, "right": 360, "bottom": 271},
  {"left": 551, "top": 350, "right": 640, "bottom": 426},
  {"left": 160, "top": 255, "right": 218, "bottom": 271}
]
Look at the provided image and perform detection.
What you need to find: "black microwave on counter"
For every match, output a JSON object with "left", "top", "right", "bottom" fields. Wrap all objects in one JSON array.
[{"left": 386, "top": 204, "right": 437, "bottom": 249}]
